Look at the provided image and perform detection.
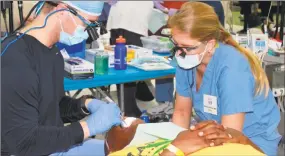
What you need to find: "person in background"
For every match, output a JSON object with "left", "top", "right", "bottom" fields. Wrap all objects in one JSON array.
[
  {"left": 148, "top": 0, "right": 225, "bottom": 115},
  {"left": 154, "top": 1, "right": 225, "bottom": 26},
  {"left": 1, "top": 2, "right": 121, "bottom": 155},
  {"left": 200, "top": 1, "right": 225, "bottom": 26},
  {"left": 169, "top": 2, "right": 281, "bottom": 155},
  {"left": 221, "top": 1, "right": 233, "bottom": 32},
  {"left": 238, "top": 1, "right": 255, "bottom": 34},
  {"left": 98, "top": 2, "right": 111, "bottom": 27},
  {"left": 258, "top": 1, "right": 278, "bottom": 23},
  {"left": 145, "top": 1, "right": 186, "bottom": 116},
  {"left": 107, "top": 1, "right": 155, "bottom": 117}
]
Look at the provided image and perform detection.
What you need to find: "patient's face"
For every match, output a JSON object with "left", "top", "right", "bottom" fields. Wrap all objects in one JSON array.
[{"left": 105, "top": 119, "right": 144, "bottom": 154}]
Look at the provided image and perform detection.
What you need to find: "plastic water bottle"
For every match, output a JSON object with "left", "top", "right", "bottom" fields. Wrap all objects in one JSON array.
[
  {"left": 140, "top": 110, "right": 150, "bottom": 123},
  {"left": 114, "top": 36, "right": 127, "bottom": 70}
]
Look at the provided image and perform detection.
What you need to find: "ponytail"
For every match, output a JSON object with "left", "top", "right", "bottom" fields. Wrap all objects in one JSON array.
[
  {"left": 219, "top": 26, "right": 269, "bottom": 96},
  {"left": 168, "top": 2, "right": 269, "bottom": 96}
]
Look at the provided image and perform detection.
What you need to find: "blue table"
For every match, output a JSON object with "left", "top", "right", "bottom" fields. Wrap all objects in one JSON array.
[
  {"left": 64, "top": 66, "right": 175, "bottom": 91},
  {"left": 64, "top": 63, "right": 176, "bottom": 111},
  {"left": 64, "top": 52, "right": 174, "bottom": 91}
]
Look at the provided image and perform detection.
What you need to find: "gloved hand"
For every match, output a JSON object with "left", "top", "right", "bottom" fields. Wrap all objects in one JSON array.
[
  {"left": 154, "top": 1, "right": 168, "bottom": 14},
  {"left": 86, "top": 99, "right": 109, "bottom": 114},
  {"left": 86, "top": 102, "right": 122, "bottom": 136},
  {"left": 168, "top": 8, "right": 178, "bottom": 16}
]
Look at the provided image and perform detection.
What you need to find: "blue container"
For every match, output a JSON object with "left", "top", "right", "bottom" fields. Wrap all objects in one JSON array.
[
  {"left": 56, "top": 40, "right": 86, "bottom": 59},
  {"left": 140, "top": 110, "right": 150, "bottom": 123},
  {"left": 114, "top": 36, "right": 127, "bottom": 70}
]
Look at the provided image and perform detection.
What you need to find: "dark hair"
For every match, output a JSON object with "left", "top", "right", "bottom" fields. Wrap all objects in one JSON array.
[{"left": 41, "top": 1, "right": 59, "bottom": 14}]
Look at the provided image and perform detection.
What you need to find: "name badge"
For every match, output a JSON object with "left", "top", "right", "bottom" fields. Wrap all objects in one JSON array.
[{"left": 203, "top": 94, "right": 217, "bottom": 115}]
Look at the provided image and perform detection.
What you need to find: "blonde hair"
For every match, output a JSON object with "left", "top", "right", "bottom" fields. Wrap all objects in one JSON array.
[{"left": 168, "top": 2, "right": 269, "bottom": 96}]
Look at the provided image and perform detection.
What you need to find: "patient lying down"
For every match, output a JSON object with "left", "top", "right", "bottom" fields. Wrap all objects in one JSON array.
[{"left": 105, "top": 119, "right": 265, "bottom": 156}]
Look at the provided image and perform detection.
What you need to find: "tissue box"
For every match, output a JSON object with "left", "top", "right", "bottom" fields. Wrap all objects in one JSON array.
[
  {"left": 85, "top": 49, "right": 115, "bottom": 68},
  {"left": 64, "top": 57, "right": 94, "bottom": 80}
]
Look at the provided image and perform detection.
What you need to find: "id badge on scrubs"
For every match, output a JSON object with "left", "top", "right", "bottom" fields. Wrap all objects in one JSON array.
[{"left": 203, "top": 94, "right": 217, "bottom": 115}]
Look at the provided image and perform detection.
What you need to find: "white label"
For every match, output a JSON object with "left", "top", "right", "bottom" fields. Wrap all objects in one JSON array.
[
  {"left": 203, "top": 94, "right": 217, "bottom": 115},
  {"left": 60, "top": 49, "right": 70, "bottom": 60}
]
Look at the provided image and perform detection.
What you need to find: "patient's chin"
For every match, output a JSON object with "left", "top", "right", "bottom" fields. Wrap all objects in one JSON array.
[{"left": 104, "top": 118, "right": 144, "bottom": 155}]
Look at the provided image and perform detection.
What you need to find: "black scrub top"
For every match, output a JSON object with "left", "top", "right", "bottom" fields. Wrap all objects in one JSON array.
[{"left": 1, "top": 34, "right": 88, "bottom": 156}]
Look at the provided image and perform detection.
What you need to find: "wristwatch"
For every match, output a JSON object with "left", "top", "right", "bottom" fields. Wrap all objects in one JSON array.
[{"left": 166, "top": 144, "right": 185, "bottom": 156}]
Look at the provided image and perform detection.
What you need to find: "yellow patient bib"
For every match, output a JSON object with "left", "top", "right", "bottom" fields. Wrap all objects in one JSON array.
[
  {"left": 109, "top": 139, "right": 265, "bottom": 156},
  {"left": 192, "top": 143, "right": 265, "bottom": 156}
]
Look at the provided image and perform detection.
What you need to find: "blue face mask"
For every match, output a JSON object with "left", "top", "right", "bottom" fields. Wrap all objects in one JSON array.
[{"left": 58, "top": 14, "right": 89, "bottom": 46}]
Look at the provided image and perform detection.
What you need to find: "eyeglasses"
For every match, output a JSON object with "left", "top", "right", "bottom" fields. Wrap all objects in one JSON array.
[{"left": 169, "top": 36, "right": 202, "bottom": 58}]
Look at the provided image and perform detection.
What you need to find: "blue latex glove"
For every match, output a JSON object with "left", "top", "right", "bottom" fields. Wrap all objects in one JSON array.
[
  {"left": 86, "top": 99, "right": 108, "bottom": 113},
  {"left": 168, "top": 8, "right": 178, "bottom": 16},
  {"left": 86, "top": 100, "right": 122, "bottom": 136},
  {"left": 153, "top": 1, "right": 168, "bottom": 13}
]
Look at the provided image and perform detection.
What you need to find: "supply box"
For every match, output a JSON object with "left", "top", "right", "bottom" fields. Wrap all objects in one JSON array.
[
  {"left": 85, "top": 49, "right": 115, "bottom": 68},
  {"left": 232, "top": 34, "right": 249, "bottom": 49},
  {"left": 88, "top": 46, "right": 152, "bottom": 65},
  {"left": 140, "top": 35, "right": 173, "bottom": 53},
  {"left": 64, "top": 57, "right": 94, "bottom": 80},
  {"left": 127, "top": 45, "right": 153, "bottom": 59}
]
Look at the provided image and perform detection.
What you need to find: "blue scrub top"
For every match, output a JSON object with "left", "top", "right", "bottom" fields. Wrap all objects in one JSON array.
[{"left": 176, "top": 42, "right": 281, "bottom": 155}]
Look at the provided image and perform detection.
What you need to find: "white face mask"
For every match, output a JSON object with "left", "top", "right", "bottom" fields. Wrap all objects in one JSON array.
[{"left": 176, "top": 43, "right": 208, "bottom": 69}]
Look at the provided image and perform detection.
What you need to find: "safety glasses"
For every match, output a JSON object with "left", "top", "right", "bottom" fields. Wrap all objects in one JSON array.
[{"left": 169, "top": 36, "right": 203, "bottom": 58}]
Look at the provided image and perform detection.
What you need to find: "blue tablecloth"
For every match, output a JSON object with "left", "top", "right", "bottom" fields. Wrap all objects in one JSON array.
[
  {"left": 64, "top": 65, "right": 176, "bottom": 91},
  {"left": 64, "top": 51, "right": 175, "bottom": 91}
]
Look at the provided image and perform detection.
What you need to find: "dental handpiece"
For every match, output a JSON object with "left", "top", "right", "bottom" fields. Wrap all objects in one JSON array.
[{"left": 96, "top": 88, "right": 127, "bottom": 126}]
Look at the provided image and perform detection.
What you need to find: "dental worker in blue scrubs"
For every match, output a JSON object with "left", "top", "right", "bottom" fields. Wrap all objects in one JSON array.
[{"left": 169, "top": 2, "right": 281, "bottom": 155}]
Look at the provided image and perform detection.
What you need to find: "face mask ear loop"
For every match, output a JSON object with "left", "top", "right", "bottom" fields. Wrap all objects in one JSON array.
[
  {"left": 58, "top": 18, "right": 64, "bottom": 32},
  {"left": 68, "top": 12, "right": 79, "bottom": 27},
  {"left": 199, "top": 43, "right": 209, "bottom": 62}
]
